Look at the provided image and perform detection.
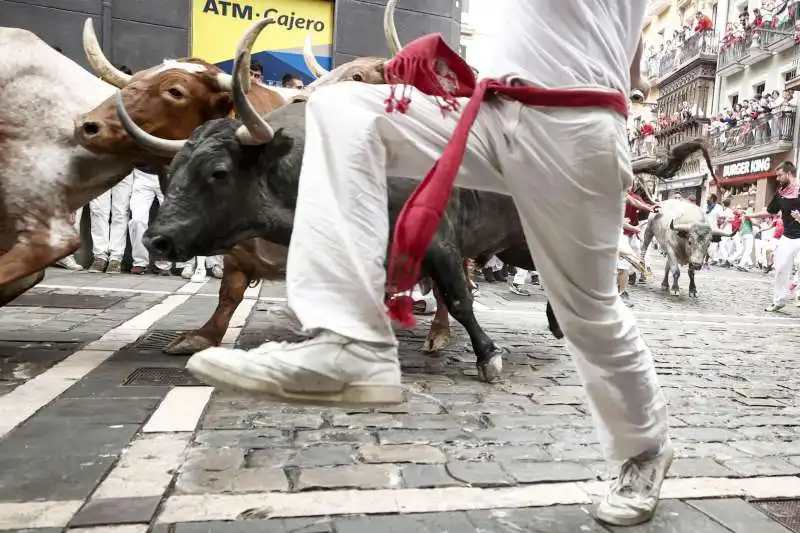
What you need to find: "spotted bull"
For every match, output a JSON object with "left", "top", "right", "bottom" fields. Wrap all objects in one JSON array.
[
  {"left": 0, "top": 27, "right": 132, "bottom": 305},
  {"left": 641, "top": 199, "right": 730, "bottom": 297}
]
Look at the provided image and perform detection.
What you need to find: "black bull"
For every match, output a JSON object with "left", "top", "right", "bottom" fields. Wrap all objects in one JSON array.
[{"left": 144, "top": 101, "right": 562, "bottom": 381}]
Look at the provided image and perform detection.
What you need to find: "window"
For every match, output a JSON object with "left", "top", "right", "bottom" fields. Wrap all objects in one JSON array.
[
  {"left": 784, "top": 69, "right": 797, "bottom": 83},
  {"left": 711, "top": 3, "right": 718, "bottom": 27},
  {"left": 730, "top": 93, "right": 739, "bottom": 106},
  {"left": 753, "top": 82, "right": 766, "bottom": 97}
]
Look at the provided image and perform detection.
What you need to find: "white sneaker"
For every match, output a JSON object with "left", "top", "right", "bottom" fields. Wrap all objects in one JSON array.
[
  {"left": 186, "top": 331, "right": 403, "bottom": 406},
  {"left": 181, "top": 263, "right": 194, "bottom": 279},
  {"left": 594, "top": 440, "right": 674, "bottom": 526},
  {"left": 57, "top": 256, "right": 83, "bottom": 271},
  {"left": 190, "top": 266, "right": 206, "bottom": 283}
]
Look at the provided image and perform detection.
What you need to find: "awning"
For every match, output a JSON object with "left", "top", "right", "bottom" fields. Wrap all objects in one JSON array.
[
  {"left": 659, "top": 174, "right": 706, "bottom": 191},
  {"left": 713, "top": 170, "right": 774, "bottom": 185}
]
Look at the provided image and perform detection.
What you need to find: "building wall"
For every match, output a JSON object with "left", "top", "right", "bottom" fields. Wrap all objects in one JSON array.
[{"left": 1, "top": 0, "right": 461, "bottom": 72}]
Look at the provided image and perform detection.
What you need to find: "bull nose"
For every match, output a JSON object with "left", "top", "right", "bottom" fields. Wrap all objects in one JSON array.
[
  {"left": 145, "top": 234, "right": 174, "bottom": 258},
  {"left": 74, "top": 116, "right": 102, "bottom": 139}
]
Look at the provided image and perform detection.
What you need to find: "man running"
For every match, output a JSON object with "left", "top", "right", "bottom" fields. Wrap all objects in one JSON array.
[
  {"left": 751, "top": 161, "right": 800, "bottom": 312},
  {"left": 187, "top": 1, "right": 672, "bottom": 526}
]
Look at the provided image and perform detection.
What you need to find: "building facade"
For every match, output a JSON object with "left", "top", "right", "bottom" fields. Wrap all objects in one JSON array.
[
  {"left": 634, "top": 0, "right": 722, "bottom": 204},
  {"left": 710, "top": 0, "right": 799, "bottom": 210}
]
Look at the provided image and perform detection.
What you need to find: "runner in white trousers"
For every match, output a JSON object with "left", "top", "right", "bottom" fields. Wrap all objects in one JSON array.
[
  {"left": 754, "top": 162, "right": 800, "bottom": 312},
  {"left": 88, "top": 174, "right": 133, "bottom": 273},
  {"left": 187, "top": 1, "right": 672, "bottom": 526}
]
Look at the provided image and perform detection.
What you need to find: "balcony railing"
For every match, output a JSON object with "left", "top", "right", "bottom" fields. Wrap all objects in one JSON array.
[
  {"left": 710, "top": 110, "right": 795, "bottom": 155},
  {"left": 648, "top": 31, "right": 717, "bottom": 81},
  {"left": 656, "top": 117, "right": 710, "bottom": 150},
  {"left": 718, "top": 19, "right": 797, "bottom": 74}
]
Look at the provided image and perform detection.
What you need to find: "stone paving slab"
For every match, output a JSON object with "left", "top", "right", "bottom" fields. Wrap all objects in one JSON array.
[{"left": 0, "top": 264, "right": 798, "bottom": 529}]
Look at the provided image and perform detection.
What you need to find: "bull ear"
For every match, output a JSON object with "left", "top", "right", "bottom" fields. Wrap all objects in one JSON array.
[
  {"left": 208, "top": 93, "right": 234, "bottom": 120},
  {"left": 264, "top": 128, "right": 293, "bottom": 159}
]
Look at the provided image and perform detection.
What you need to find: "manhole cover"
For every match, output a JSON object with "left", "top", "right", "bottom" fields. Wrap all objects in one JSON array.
[
  {"left": 122, "top": 367, "right": 205, "bottom": 387},
  {"left": 7, "top": 293, "right": 124, "bottom": 309},
  {"left": 752, "top": 499, "right": 800, "bottom": 532},
  {"left": 129, "top": 330, "right": 184, "bottom": 350}
]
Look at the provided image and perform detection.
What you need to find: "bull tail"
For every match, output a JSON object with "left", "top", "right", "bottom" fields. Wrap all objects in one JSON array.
[{"left": 620, "top": 251, "right": 647, "bottom": 276}]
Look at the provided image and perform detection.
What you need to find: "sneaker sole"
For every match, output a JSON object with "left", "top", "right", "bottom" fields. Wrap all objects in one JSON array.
[{"left": 186, "top": 357, "right": 404, "bottom": 407}]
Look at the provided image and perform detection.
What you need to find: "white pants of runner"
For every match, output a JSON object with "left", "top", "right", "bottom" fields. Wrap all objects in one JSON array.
[
  {"left": 512, "top": 268, "right": 528, "bottom": 285},
  {"left": 129, "top": 169, "right": 173, "bottom": 271},
  {"left": 718, "top": 236, "right": 732, "bottom": 262},
  {"left": 773, "top": 236, "right": 800, "bottom": 306},
  {"left": 617, "top": 233, "right": 631, "bottom": 272},
  {"left": 738, "top": 233, "right": 755, "bottom": 268},
  {"left": 286, "top": 81, "right": 668, "bottom": 461},
  {"left": 728, "top": 233, "right": 744, "bottom": 263},
  {"left": 90, "top": 174, "right": 133, "bottom": 261}
]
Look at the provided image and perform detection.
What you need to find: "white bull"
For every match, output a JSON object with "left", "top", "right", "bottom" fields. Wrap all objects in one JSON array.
[
  {"left": 0, "top": 28, "right": 132, "bottom": 304},
  {"left": 641, "top": 199, "right": 729, "bottom": 297}
]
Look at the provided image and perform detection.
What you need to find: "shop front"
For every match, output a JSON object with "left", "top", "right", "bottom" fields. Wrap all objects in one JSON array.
[
  {"left": 713, "top": 154, "right": 787, "bottom": 209},
  {"left": 658, "top": 175, "right": 707, "bottom": 203}
]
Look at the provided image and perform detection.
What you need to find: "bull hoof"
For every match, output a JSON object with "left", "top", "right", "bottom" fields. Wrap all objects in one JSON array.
[
  {"left": 421, "top": 328, "right": 451, "bottom": 353},
  {"left": 689, "top": 291, "right": 698, "bottom": 298},
  {"left": 477, "top": 353, "right": 503, "bottom": 383},
  {"left": 164, "top": 331, "right": 218, "bottom": 355},
  {"left": 661, "top": 284, "right": 670, "bottom": 292},
  {"left": 670, "top": 288, "right": 680, "bottom": 297}
]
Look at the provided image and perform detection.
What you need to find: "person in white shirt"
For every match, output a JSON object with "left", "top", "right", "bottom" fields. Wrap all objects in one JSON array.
[{"left": 185, "top": 1, "right": 672, "bottom": 526}]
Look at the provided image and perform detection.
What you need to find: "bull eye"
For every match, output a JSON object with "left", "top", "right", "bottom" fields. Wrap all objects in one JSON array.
[
  {"left": 211, "top": 169, "right": 228, "bottom": 181},
  {"left": 168, "top": 87, "right": 183, "bottom": 99},
  {"left": 352, "top": 72, "right": 363, "bottom": 82}
]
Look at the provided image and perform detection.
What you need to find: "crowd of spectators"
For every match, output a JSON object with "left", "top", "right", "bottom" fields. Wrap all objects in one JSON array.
[{"left": 710, "top": 89, "right": 797, "bottom": 151}]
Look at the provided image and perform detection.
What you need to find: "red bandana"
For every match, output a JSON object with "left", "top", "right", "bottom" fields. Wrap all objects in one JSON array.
[{"left": 382, "top": 34, "right": 628, "bottom": 327}]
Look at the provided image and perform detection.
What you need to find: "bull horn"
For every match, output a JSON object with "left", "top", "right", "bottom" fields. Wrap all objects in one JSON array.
[
  {"left": 114, "top": 91, "right": 186, "bottom": 156},
  {"left": 82, "top": 18, "right": 132, "bottom": 88},
  {"left": 214, "top": 16, "right": 278, "bottom": 92},
  {"left": 303, "top": 34, "right": 330, "bottom": 79},
  {"left": 384, "top": 0, "right": 402, "bottom": 56},
  {"left": 711, "top": 228, "right": 732, "bottom": 237},
  {"left": 669, "top": 219, "right": 693, "bottom": 233},
  {"left": 232, "top": 48, "right": 274, "bottom": 145}
]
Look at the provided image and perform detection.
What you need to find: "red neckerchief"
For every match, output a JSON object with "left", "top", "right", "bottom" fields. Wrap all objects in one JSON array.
[{"left": 381, "top": 33, "right": 628, "bottom": 327}]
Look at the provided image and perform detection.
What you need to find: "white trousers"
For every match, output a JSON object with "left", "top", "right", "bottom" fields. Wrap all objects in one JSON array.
[
  {"left": 728, "top": 233, "right": 744, "bottom": 263},
  {"left": 717, "top": 236, "right": 732, "bottom": 262},
  {"left": 90, "top": 174, "right": 133, "bottom": 261},
  {"left": 738, "top": 233, "right": 755, "bottom": 268},
  {"left": 773, "top": 236, "right": 800, "bottom": 306},
  {"left": 129, "top": 169, "right": 172, "bottom": 270},
  {"left": 285, "top": 82, "right": 667, "bottom": 461},
  {"left": 512, "top": 268, "right": 528, "bottom": 285}
]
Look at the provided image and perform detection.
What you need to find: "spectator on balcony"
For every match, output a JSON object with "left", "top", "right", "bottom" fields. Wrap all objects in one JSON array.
[
  {"left": 753, "top": 8, "right": 764, "bottom": 27},
  {"left": 740, "top": 9, "right": 750, "bottom": 30},
  {"left": 680, "top": 101, "right": 694, "bottom": 121},
  {"left": 695, "top": 11, "right": 714, "bottom": 33}
]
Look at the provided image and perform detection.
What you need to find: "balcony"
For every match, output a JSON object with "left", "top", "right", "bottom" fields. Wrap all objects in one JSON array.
[
  {"left": 710, "top": 110, "right": 795, "bottom": 164},
  {"left": 650, "top": 31, "right": 718, "bottom": 85},
  {"left": 655, "top": 117, "right": 710, "bottom": 151},
  {"left": 718, "top": 23, "right": 797, "bottom": 76}
]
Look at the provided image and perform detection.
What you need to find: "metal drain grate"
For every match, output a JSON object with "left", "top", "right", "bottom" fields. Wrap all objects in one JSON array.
[
  {"left": 752, "top": 499, "right": 800, "bottom": 532},
  {"left": 129, "top": 330, "right": 184, "bottom": 350},
  {"left": 7, "top": 293, "right": 124, "bottom": 309},
  {"left": 122, "top": 366, "right": 205, "bottom": 387}
]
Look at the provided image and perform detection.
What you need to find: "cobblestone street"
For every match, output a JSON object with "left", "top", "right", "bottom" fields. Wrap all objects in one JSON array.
[{"left": 0, "top": 258, "right": 799, "bottom": 532}]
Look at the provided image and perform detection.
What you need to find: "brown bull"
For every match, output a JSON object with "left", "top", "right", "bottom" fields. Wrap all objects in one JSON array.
[{"left": 73, "top": 15, "right": 420, "bottom": 355}]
